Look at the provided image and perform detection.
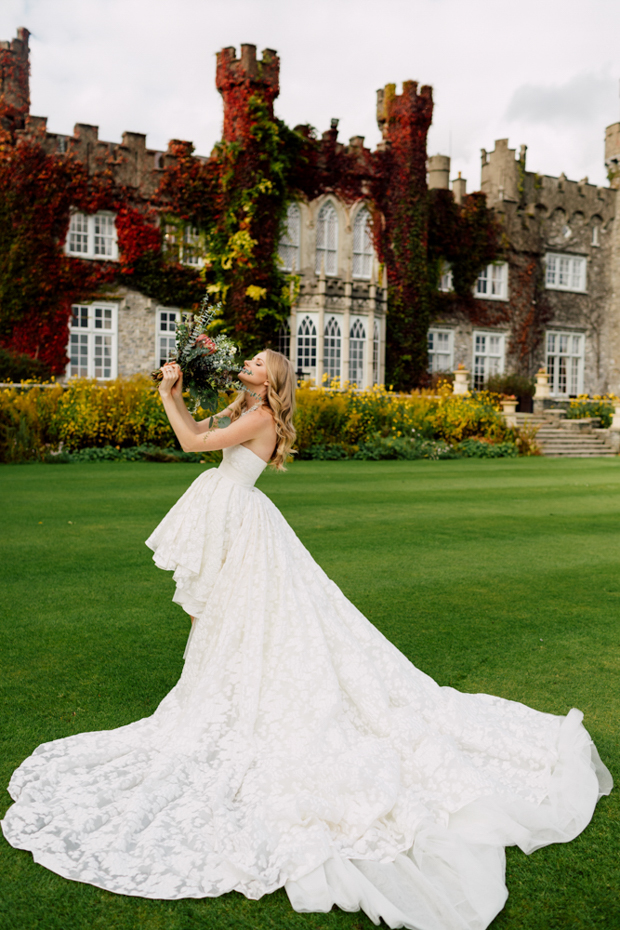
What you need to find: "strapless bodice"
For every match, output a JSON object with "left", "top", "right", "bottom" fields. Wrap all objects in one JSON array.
[{"left": 216, "top": 444, "right": 268, "bottom": 488}]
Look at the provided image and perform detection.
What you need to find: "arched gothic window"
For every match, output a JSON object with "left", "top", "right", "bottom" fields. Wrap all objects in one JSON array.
[
  {"left": 277, "top": 320, "right": 291, "bottom": 358},
  {"left": 349, "top": 319, "right": 366, "bottom": 386},
  {"left": 296, "top": 315, "right": 317, "bottom": 376},
  {"left": 315, "top": 202, "right": 338, "bottom": 276},
  {"left": 372, "top": 318, "right": 380, "bottom": 385},
  {"left": 279, "top": 203, "right": 301, "bottom": 272},
  {"left": 352, "top": 207, "right": 373, "bottom": 279},
  {"left": 324, "top": 316, "right": 342, "bottom": 382}
]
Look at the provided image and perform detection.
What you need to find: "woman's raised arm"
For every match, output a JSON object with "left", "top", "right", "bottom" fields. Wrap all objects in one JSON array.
[{"left": 158, "top": 363, "right": 270, "bottom": 454}]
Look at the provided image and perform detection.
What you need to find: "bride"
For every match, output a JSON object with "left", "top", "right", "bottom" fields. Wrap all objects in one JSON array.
[{"left": 2, "top": 349, "right": 612, "bottom": 930}]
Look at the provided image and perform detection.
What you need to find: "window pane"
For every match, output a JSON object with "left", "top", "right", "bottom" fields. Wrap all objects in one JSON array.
[
  {"left": 94, "top": 335, "right": 113, "bottom": 379},
  {"left": 71, "top": 305, "right": 89, "bottom": 328},
  {"left": 297, "top": 316, "right": 317, "bottom": 374},
  {"left": 352, "top": 208, "right": 373, "bottom": 279},
  {"left": 277, "top": 322, "right": 290, "bottom": 357},
  {"left": 159, "top": 335, "right": 176, "bottom": 367},
  {"left": 324, "top": 317, "right": 342, "bottom": 381},
  {"left": 279, "top": 204, "right": 301, "bottom": 272},
  {"left": 316, "top": 203, "right": 338, "bottom": 276},
  {"left": 68, "top": 214, "right": 89, "bottom": 254},
  {"left": 93, "top": 214, "right": 116, "bottom": 257},
  {"left": 69, "top": 332, "right": 89, "bottom": 377},
  {"left": 373, "top": 319, "right": 380, "bottom": 384}
]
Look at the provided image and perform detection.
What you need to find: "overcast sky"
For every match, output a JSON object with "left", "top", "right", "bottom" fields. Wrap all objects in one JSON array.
[{"left": 2, "top": 0, "right": 620, "bottom": 190}]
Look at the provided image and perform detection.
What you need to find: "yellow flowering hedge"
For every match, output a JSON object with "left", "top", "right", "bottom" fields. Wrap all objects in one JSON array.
[
  {"left": 565, "top": 394, "right": 618, "bottom": 429},
  {"left": 295, "top": 381, "right": 514, "bottom": 449},
  {"left": 0, "top": 376, "right": 526, "bottom": 463}
]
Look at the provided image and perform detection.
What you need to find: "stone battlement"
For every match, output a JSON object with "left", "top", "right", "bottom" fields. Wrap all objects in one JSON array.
[
  {"left": 479, "top": 137, "right": 614, "bottom": 221},
  {"left": 376, "top": 81, "right": 433, "bottom": 140},
  {"left": 216, "top": 44, "right": 279, "bottom": 96},
  {"left": 0, "top": 27, "right": 30, "bottom": 128}
]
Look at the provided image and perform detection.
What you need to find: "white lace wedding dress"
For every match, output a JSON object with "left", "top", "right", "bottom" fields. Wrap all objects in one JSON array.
[{"left": 2, "top": 444, "right": 612, "bottom": 930}]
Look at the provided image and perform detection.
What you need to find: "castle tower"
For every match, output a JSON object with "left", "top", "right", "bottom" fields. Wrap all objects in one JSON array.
[
  {"left": 216, "top": 44, "right": 279, "bottom": 143},
  {"left": 376, "top": 81, "right": 433, "bottom": 183},
  {"left": 0, "top": 27, "right": 30, "bottom": 131},
  {"left": 374, "top": 80, "right": 434, "bottom": 389},
  {"left": 427, "top": 154, "right": 450, "bottom": 190}
]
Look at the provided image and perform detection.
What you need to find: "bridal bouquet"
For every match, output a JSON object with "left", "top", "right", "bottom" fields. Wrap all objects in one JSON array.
[{"left": 151, "top": 296, "right": 246, "bottom": 425}]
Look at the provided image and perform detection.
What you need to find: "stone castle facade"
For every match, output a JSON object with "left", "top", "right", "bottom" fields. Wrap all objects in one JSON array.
[
  {"left": 427, "top": 133, "right": 620, "bottom": 399},
  {"left": 3, "top": 26, "right": 620, "bottom": 398}
]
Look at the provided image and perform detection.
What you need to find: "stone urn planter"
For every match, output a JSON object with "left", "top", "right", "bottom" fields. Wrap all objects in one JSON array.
[
  {"left": 452, "top": 365, "right": 470, "bottom": 395},
  {"left": 501, "top": 395, "right": 518, "bottom": 427},
  {"left": 533, "top": 368, "right": 550, "bottom": 413}
]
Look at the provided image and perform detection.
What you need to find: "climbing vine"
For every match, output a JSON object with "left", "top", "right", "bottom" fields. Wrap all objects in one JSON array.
[{"left": 0, "top": 44, "right": 500, "bottom": 386}]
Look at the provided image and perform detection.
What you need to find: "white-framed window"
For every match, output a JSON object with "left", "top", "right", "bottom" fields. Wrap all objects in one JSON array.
[
  {"left": 372, "top": 318, "right": 380, "bottom": 385},
  {"left": 428, "top": 329, "right": 454, "bottom": 373},
  {"left": 182, "top": 226, "right": 205, "bottom": 266},
  {"left": 475, "top": 262, "right": 508, "bottom": 300},
  {"left": 67, "top": 303, "right": 118, "bottom": 379},
  {"left": 352, "top": 207, "right": 373, "bottom": 279},
  {"left": 315, "top": 202, "right": 338, "bottom": 276},
  {"left": 545, "top": 253, "right": 587, "bottom": 293},
  {"left": 66, "top": 212, "right": 118, "bottom": 261},
  {"left": 349, "top": 319, "right": 366, "bottom": 386},
  {"left": 472, "top": 331, "right": 505, "bottom": 390},
  {"left": 297, "top": 314, "right": 317, "bottom": 377},
  {"left": 546, "top": 332, "right": 584, "bottom": 396},
  {"left": 277, "top": 320, "right": 291, "bottom": 358},
  {"left": 324, "top": 316, "right": 342, "bottom": 382},
  {"left": 157, "top": 309, "right": 180, "bottom": 368},
  {"left": 438, "top": 261, "right": 453, "bottom": 293},
  {"left": 279, "top": 203, "right": 301, "bottom": 272}
]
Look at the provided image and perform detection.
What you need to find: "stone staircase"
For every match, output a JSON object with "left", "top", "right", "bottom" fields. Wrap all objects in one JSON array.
[{"left": 514, "top": 411, "right": 617, "bottom": 457}]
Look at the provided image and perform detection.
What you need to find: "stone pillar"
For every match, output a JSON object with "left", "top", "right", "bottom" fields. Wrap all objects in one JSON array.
[
  {"left": 608, "top": 403, "right": 620, "bottom": 452},
  {"left": 501, "top": 396, "right": 518, "bottom": 427},
  {"left": 451, "top": 172, "right": 467, "bottom": 205},
  {"left": 453, "top": 365, "right": 470, "bottom": 395},
  {"left": 605, "top": 121, "right": 620, "bottom": 395},
  {"left": 317, "top": 261, "right": 325, "bottom": 385},
  {"left": 343, "top": 275, "right": 351, "bottom": 386},
  {"left": 366, "top": 301, "right": 376, "bottom": 389},
  {"left": 533, "top": 368, "right": 550, "bottom": 413}
]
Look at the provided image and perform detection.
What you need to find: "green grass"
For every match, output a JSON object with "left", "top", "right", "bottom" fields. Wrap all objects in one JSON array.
[{"left": 0, "top": 458, "right": 618, "bottom": 930}]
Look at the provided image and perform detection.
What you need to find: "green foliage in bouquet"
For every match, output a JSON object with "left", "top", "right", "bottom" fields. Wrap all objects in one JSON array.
[{"left": 152, "top": 295, "right": 248, "bottom": 423}]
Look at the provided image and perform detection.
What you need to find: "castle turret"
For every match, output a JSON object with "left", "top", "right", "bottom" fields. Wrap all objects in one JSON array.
[
  {"left": 427, "top": 154, "right": 450, "bottom": 190},
  {"left": 0, "top": 26, "right": 30, "bottom": 130},
  {"left": 374, "top": 80, "right": 434, "bottom": 389},
  {"left": 480, "top": 139, "right": 526, "bottom": 203},
  {"left": 216, "top": 44, "right": 279, "bottom": 143}
]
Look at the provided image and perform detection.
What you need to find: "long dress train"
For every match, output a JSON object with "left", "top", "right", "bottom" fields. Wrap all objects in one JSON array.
[{"left": 1, "top": 444, "right": 612, "bottom": 930}]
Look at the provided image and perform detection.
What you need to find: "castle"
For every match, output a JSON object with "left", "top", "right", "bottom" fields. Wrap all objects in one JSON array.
[
  {"left": 3, "top": 25, "right": 620, "bottom": 399},
  {"left": 425, "top": 138, "right": 620, "bottom": 398}
]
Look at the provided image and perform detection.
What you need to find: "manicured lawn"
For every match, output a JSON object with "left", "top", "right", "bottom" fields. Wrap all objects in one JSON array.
[{"left": 0, "top": 458, "right": 618, "bottom": 930}]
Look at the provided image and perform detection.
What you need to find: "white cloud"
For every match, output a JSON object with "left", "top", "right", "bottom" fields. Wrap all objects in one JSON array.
[{"left": 506, "top": 71, "right": 618, "bottom": 126}]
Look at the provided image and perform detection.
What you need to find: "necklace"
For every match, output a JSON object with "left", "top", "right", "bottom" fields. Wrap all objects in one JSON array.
[{"left": 240, "top": 401, "right": 263, "bottom": 418}]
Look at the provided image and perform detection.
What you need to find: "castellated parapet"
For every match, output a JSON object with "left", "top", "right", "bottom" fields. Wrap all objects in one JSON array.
[
  {"left": 0, "top": 27, "right": 30, "bottom": 129},
  {"left": 216, "top": 45, "right": 280, "bottom": 143},
  {"left": 376, "top": 81, "right": 433, "bottom": 145}
]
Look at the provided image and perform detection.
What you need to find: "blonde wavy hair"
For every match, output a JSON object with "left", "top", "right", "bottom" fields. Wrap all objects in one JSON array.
[{"left": 227, "top": 348, "right": 296, "bottom": 470}]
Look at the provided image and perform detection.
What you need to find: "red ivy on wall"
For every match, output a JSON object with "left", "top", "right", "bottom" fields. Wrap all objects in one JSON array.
[{"left": 0, "top": 40, "right": 501, "bottom": 386}]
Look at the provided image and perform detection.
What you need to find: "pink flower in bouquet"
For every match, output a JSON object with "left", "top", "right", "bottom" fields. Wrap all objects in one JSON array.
[{"left": 195, "top": 334, "right": 217, "bottom": 355}]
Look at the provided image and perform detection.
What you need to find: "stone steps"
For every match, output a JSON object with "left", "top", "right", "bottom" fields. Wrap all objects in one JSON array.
[{"left": 529, "top": 427, "right": 615, "bottom": 457}]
